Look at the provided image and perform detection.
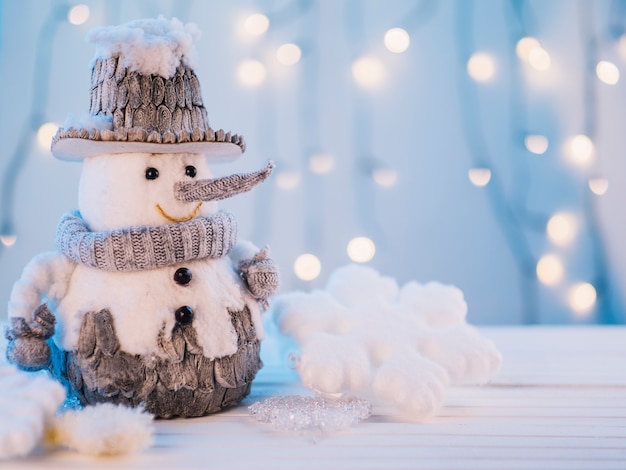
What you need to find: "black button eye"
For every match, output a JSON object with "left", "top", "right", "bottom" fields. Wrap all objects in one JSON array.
[
  {"left": 185, "top": 166, "right": 197, "bottom": 178},
  {"left": 175, "top": 306, "right": 194, "bottom": 325},
  {"left": 174, "top": 267, "right": 192, "bottom": 285},
  {"left": 145, "top": 167, "right": 159, "bottom": 180}
]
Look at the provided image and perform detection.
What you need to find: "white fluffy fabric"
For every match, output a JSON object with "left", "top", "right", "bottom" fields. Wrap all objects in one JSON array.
[
  {"left": 0, "top": 365, "right": 66, "bottom": 460},
  {"left": 47, "top": 404, "right": 153, "bottom": 456},
  {"left": 56, "top": 256, "right": 260, "bottom": 358},
  {"left": 86, "top": 16, "right": 200, "bottom": 78},
  {"left": 62, "top": 113, "right": 113, "bottom": 132},
  {"left": 273, "top": 264, "right": 502, "bottom": 418},
  {"left": 8, "top": 251, "right": 75, "bottom": 322},
  {"left": 78, "top": 152, "right": 218, "bottom": 231}
]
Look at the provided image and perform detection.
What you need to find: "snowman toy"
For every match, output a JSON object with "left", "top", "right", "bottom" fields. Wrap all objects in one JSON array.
[{"left": 5, "top": 17, "right": 279, "bottom": 418}]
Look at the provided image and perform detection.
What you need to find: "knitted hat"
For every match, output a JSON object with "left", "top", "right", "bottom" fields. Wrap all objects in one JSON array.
[{"left": 51, "top": 17, "right": 244, "bottom": 161}]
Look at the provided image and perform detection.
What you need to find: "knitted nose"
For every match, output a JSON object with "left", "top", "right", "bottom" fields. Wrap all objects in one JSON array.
[{"left": 175, "top": 161, "right": 274, "bottom": 202}]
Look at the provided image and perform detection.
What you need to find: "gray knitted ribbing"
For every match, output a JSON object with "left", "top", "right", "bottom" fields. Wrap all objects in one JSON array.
[
  {"left": 175, "top": 161, "right": 274, "bottom": 203},
  {"left": 56, "top": 210, "right": 237, "bottom": 272}
]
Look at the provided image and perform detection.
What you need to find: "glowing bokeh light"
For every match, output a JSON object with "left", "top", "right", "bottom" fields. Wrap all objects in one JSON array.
[
  {"left": 588, "top": 178, "right": 609, "bottom": 196},
  {"left": 275, "top": 170, "right": 301, "bottom": 190},
  {"left": 36, "top": 122, "right": 59, "bottom": 150},
  {"left": 596, "top": 61, "right": 620, "bottom": 85},
  {"left": 547, "top": 213, "right": 576, "bottom": 245},
  {"left": 244, "top": 13, "right": 270, "bottom": 36},
  {"left": 568, "top": 282, "right": 597, "bottom": 316},
  {"left": 536, "top": 254, "right": 564, "bottom": 286},
  {"left": 347, "top": 237, "right": 376, "bottom": 263},
  {"left": 276, "top": 43, "right": 302, "bottom": 66},
  {"left": 515, "top": 37, "right": 541, "bottom": 61},
  {"left": 566, "top": 134, "right": 594, "bottom": 166},
  {"left": 68, "top": 4, "right": 90, "bottom": 25},
  {"left": 294, "top": 254, "right": 321, "bottom": 281},
  {"left": 525, "top": 134, "right": 549, "bottom": 155},
  {"left": 467, "top": 53, "right": 496, "bottom": 82},
  {"left": 528, "top": 47, "right": 551, "bottom": 71},
  {"left": 468, "top": 168, "right": 491, "bottom": 187},
  {"left": 309, "top": 153, "right": 335, "bottom": 174},
  {"left": 0, "top": 235, "right": 17, "bottom": 247},
  {"left": 373, "top": 168, "right": 398, "bottom": 188},
  {"left": 384, "top": 28, "right": 410, "bottom": 53},
  {"left": 352, "top": 56, "right": 385, "bottom": 89},
  {"left": 236, "top": 60, "right": 266, "bottom": 87}
]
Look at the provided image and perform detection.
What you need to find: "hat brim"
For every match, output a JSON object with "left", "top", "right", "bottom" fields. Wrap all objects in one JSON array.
[{"left": 52, "top": 138, "right": 242, "bottom": 161}]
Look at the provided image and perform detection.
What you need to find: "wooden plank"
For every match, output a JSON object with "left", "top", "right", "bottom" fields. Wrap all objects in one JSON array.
[{"left": 2, "top": 326, "right": 626, "bottom": 470}]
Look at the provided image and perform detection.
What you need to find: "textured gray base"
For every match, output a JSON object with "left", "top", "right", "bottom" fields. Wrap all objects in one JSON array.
[{"left": 49, "top": 307, "right": 261, "bottom": 419}]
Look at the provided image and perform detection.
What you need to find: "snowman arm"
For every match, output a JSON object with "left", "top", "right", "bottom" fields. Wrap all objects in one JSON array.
[
  {"left": 229, "top": 240, "right": 260, "bottom": 266},
  {"left": 230, "top": 241, "right": 280, "bottom": 306},
  {"left": 8, "top": 251, "right": 76, "bottom": 321}
]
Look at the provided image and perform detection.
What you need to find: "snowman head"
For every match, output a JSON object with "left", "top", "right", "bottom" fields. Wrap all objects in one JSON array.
[
  {"left": 79, "top": 152, "right": 273, "bottom": 231},
  {"left": 48, "top": 17, "right": 278, "bottom": 230},
  {"left": 78, "top": 152, "right": 210, "bottom": 230}
]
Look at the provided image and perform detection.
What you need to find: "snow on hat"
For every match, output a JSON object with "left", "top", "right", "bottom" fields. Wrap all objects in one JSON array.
[{"left": 51, "top": 16, "right": 244, "bottom": 161}]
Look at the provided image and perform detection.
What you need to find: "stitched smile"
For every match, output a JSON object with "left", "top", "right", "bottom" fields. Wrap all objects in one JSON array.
[{"left": 156, "top": 202, "right": 203, "bottom": 223}]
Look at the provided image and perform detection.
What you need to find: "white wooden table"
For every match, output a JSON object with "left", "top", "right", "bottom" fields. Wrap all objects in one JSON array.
[{"left": 3, "top": 327, "right": 626, "bottom": 469}]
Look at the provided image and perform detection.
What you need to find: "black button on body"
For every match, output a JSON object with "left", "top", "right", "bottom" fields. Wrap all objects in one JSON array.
[
  {"left": 174, "top": 267, "right": 192, "bottom": 285},
  {"left": 175, "top": 306, "right": 194, "bottom": 325}
]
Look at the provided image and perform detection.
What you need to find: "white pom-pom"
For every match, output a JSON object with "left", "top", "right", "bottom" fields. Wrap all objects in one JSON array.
[
  {"left": 47, "top": 404, "right": 154, "bottom": 456},
  {"left": 0, "top": 365, "right": 66, "bottom": 460}
]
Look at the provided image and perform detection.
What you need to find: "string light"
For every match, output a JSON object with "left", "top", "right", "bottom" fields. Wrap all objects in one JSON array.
[
  {"left": 547, "top": 213, "right": 576, "bottom": 246},
  {"left": 588, "top": 178, "right": 608, "bottom": 196},
  {"left": 0, "top": 235, "right": 17, "bottom": 247},
  {"left": 67, "top": 4, "right": 89, "bottom": 25},
  {"left": 467, "top": 53, "right": 496, "bottom": 82},
  {"left": 566, "top": 134, "right": 594, "bottom": 166},
  {"left": 468, "top": 168, "right": 491, "bottom": 187},
  {"left": 294, "top": 254, "right": 321, "bottom": 281},
  {"left": 515, "top": 36, "right": 541, "bottom": 60},
  {"left": 527, "top": 47, "right": 551, "bottom": 71},
  {"left": 308, "top": 153, "right": 335, "bottom": 174},
  {"left": 276, "top": 43, "right": 302, "bottom": 66},
  {"left": 372, "top": 168, "right": 398, "bottom": 188},
  {"left": 568, "top": 282, "right": 597, "bottom": 316},
  {"left": 36, "top": 122, "right": 59, "bottom": 150},
  {"left": 524, "top": 134, "right": 549, "bottom": 154},
  {"left": 352, "top": 56, "right": 385, "bottom": 89},
  {"left": 536, "top": 254, "right": 564, "bottom": 286},
  {"left": 275, "top": 170, "right": 301, "bottom": 190},
  {"left": 384, "top": 28, "right": 410, "bottom": 53},
  {"left": 347, "top": 237, "right": 376, "bottom": 263},
  {"left": 236, "top": 60, "right": 266, "bottom": 88},
  {"left": 244, "top": 13, "right": 270, "bottom": 36},
  {"left": 596, "top": 61, "right": 619, "bottom": 85}
]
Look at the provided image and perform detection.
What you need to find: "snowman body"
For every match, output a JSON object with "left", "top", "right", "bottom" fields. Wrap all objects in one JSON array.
[
  {"left": 49, "top": 257, "right": 264, "bottom": 418},
  {"left": 55, "top": 256, "right": 261, "bottom": 361},
  {"left": 6, "top": 17, "right": 278, "bottom": 417},
  {"left": 7, "top": 150, "right": 273, "bottom": 418},
  {"left": 57, "top": 151, "right": 263, "bottom": 363}
]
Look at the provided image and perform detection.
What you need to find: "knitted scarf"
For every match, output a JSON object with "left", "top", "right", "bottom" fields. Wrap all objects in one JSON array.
[{"left": 56, "top": 210, "right": 238, "bottom": 272}]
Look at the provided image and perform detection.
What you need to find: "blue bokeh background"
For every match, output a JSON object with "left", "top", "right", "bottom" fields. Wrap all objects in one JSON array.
[{"left": 1, "top": 0, "right": 625, "bottom": 325}]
